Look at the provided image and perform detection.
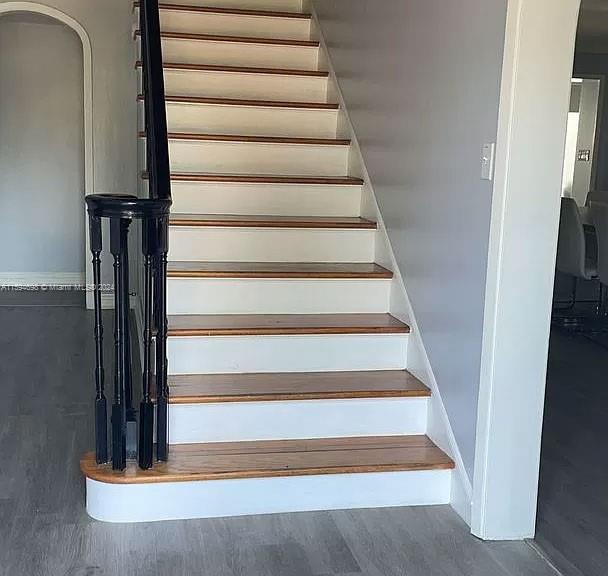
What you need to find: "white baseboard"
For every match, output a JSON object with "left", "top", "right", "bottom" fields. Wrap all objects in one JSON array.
[
  {"left": 0, "top": 272, "right": 85, "bottom": 286},
  {"left": 391, "top": 274, "right": 474, "bottom": 526}
]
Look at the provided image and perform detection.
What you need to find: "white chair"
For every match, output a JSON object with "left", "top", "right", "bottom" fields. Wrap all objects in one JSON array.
[
  {"left": 590, "top": 201, "right": 608, "bottom": 290},
  {"left": 557, "top": 197, "right": 597, "bottom": 280},
  {"left": 555, "top": 198, "right": 598, "bottom": 317}
]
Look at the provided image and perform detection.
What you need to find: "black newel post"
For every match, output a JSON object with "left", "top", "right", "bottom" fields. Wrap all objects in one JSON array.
[{"left": 89, "top": 213, "right": 108, "bottom": 465}]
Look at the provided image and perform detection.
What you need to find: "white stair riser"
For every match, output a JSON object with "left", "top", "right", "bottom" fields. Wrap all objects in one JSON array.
[
  {"left": 166, "top": 140, "right": 350, "bottom": 176},
  {"left": 152, "top": 0, "right": 304, "bottom": 12},
  {"left": 86, "top": 470, "right": 452, "bottom": 523},
  {"left": 169, "top": 398, "right": 429, "bottom": 444},
  {"left": 164, "top": 102, "right": 339, "bottom": 138},
  {"left": 167, "top": 278, "right": 391, "bottom": 314},
  {"left": 160, "top": 69, "right": 328, "bottom": 102},
  {"left": 156, "top": 11, "right": 311, "bottom": 40},
  {"left": 158, "top": 37, "right": 319, "bottom": 69},
  {"left": 169, "top": 227, "right": 376, "bottom": 263},
  {"left": 168, "top": 334, "right": 409, "bottom": 374},
  {"left": 171, "top": 182, "right": 363, "bottom": 217}
]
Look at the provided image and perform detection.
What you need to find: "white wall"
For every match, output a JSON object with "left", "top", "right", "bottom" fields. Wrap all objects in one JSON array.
[
  {"left": 312, "top": 0, "right": 507, "bottom": 480},
  {"left": 0, "top": 12, "right": 84, "bottom": 277}
]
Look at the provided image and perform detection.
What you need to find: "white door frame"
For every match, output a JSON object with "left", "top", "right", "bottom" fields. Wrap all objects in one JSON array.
[
  {"left": 0, "top": 2, "right": 94, "bottom": 305},
  {"left": 471, "top": 0, "right": 582, "bottom": 540}
]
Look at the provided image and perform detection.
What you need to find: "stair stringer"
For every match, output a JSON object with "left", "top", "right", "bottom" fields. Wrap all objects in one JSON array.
[{"left": 306, "top": 1, "right": 473, "bottom": 526}]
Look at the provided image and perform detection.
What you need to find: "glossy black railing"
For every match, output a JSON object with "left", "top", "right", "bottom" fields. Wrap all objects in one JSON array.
[{"left": 87, "top": 0, "right": 171, "bottom": 471}]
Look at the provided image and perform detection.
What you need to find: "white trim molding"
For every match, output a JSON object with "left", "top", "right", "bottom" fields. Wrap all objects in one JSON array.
[
  {"left": 0, "top": 2, "right": 95, "bottom": 307},
  {"left": 472, "top": 0, "right": 582, "bottom": 540},
  {"left": 0, "top": 272, "right": 85, "bottom": 286}
]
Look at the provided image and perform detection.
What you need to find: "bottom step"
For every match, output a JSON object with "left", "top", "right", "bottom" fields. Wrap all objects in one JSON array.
[{"left": 81, "top": 436, "right": 454, "bottom": 523}]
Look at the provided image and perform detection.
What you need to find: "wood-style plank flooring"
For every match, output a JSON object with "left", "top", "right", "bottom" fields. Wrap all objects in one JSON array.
[
  {"left": 169, "top": 214, "right": 377, "bottom": 229},
  {"left": 0, "top": 292, "right": 558, "bottom": 576},
  {"left": 167, "top": 313, "right": 410, "bottom": 337},
  {"left": 535, "top": 327, "right": 608, "bottom": 576},
  {"left": 136, "top": 3, "right": 313, "bottom": 19},
  {"left": 81, "top": 435, "right": 454, "bottom": 484},
  {"left": 136, "top": 61, "right": 331, "bottom": 77},
  {"left": 167, "top": 261, "right": 394, "bottom": 279},
  {"left": 168, "top": 370, "right": 430, "bottom": 403}
]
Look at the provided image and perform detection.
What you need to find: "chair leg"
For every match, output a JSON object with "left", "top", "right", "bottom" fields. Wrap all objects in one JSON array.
[{"left": 553, "top": 276, "right": 578, "bottom": 312}]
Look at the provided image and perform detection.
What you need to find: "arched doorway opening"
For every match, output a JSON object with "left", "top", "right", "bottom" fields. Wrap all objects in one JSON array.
[{"left": 0, "top": 2, "right": 93, "bottom": 304}]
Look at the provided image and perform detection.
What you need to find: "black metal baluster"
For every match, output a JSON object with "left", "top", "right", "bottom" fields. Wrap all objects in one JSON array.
[
  {"left": 155, "top": 215, "right": 169, "bottom": 462},
  {"left": 110, "top": 217, "right": 129, "bottom": 471},
  {"left": 89, "top": 213, "right": 108, "bottom": 465},
  {"left": 122, "top": 229, "right": 137, "bottom": 460},
  {"left": 139, "top": 218, "right": 156, "bottom": 469}
]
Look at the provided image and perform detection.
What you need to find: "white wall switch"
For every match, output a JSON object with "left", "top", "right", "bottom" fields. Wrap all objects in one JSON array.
[{"left": 481, "top": 142, "right": 496, "bottom": 181}]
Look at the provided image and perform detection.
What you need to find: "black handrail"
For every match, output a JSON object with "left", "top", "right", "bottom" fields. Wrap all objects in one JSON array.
[
  {"left": 139, "top": 0, "right": 172, "bottom": 466},
  {"left": 87, "top": 0, "right": 172, "bottom": 472},
  {"left": 139, "top": 0, "right": 171, "bottom": 201}
]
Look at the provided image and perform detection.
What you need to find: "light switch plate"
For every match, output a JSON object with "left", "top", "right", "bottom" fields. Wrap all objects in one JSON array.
[{"left": 481, "top": 142, "right": 496, "bottom": 181}]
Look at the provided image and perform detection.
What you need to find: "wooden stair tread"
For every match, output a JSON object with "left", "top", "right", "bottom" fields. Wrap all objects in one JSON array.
[
  {"left": 145, "top": 94, "right": 339, "bottom": 109},
  {"left": 81, "top": 435, "right": 454, "bottom": 484},
  {"left": 136, "top": 61, "right": 329, "bottom": 77},
  {"left": 135, "top": 2, "right": 312, "bottom": 19},
  {"left": 167, "top": 313, "right": 411, "bottom": 337},
  {"left": 167, "top": 261, "right": 393, "bottom": 279},
  {"left": 136, "top": 30, "right": 319, "bottom": 47},
  {"left": 157, "top": 132, "right": 350, "bottom": 146},
  {"left": 168, "top": 370, "right": 430, "bottom": 403},
  {"left": 170, "top": 214, "right": 377, "bottom": 229},
  {"left": 155, "top": 173, "right": 363, "bottom": 185}
]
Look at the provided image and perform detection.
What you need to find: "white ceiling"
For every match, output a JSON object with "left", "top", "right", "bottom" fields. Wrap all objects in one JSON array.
[{"left": 577, "top": 0, "right": 608, "bottom": 54}]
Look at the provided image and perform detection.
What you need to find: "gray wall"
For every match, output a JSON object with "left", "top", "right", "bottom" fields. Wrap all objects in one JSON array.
[
  {"left": 0, "top": 13, "right": 84, "bottom": 275},
  {"left": 313, "top": 0, "right": 507, "bottom": 478}
]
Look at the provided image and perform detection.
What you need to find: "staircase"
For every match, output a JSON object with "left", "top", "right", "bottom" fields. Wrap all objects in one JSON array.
[{"left": 81, "top": 0, "right": 454, "bottom": 523}]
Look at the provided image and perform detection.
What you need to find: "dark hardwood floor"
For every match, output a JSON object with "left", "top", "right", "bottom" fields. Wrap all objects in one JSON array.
[
  {"left": 536, "top": 325, "right": 608, "bottom": 576},
  {"left": 0, "top": 291, "right": 557, "bottom": 576}
]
